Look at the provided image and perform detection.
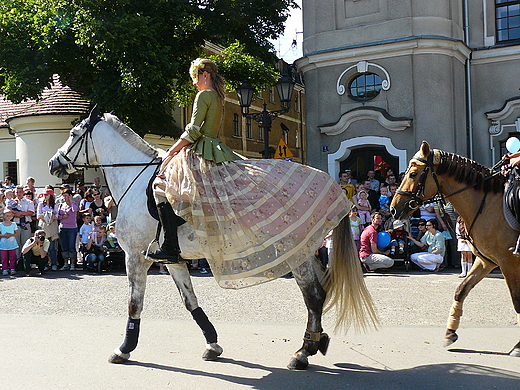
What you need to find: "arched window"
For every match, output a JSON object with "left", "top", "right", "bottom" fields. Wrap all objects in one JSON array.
[{"left": 348, "top": 73, "right": 383, "bottom": 101}]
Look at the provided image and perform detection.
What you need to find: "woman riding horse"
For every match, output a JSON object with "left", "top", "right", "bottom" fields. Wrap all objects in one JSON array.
[{"left": 148, "top": 58, "right": 350, "bottom": 290}]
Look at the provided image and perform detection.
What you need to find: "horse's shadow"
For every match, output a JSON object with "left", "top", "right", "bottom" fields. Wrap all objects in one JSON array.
[{"left": 125, "top": 357, "right": 520, "bottom": 389}]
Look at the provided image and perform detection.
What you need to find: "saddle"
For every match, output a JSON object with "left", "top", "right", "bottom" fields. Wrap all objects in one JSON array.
[
  {"left": 146, "top": 168, "right": 160, "bottom": 221},
  {"left": 504, "top": 168, "right": 520, "bottom": 231}
]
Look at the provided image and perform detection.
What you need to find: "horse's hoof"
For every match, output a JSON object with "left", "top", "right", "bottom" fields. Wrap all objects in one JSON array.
[
  {"left": 287, "top": 355, "right": 309, "bottom": 370},
  {"left": 509, "top": 348, "right": 520, "bottom": 357},
  {"left": 319, "top": 333, "right": 330, "bottom": 356},
  {"left": 202, "top": 343, "right": 223, "bottom": 361},
  {"left": 108, "top": 349, "right": 130, "bottom": 364},
  {"left": 443, "top": 332, "right": 458, "bottom": 348}
]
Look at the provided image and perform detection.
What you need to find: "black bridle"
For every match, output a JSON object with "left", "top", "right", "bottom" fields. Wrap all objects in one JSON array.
[{"left": 54, "top": 107, "right": 161, "bottom": 206}]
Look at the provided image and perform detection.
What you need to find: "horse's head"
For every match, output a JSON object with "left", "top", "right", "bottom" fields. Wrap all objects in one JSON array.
[
  {"left": 390, "top": 141, "right": 442, "bottom": 220},
  {"left": 49, "top": 105, "right": 103, "bottom": 179}
]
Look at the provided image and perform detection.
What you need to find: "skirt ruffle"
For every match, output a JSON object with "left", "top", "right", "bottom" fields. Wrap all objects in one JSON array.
[{"left": 159, "top": 148, "right": 350, "bottom": 289}]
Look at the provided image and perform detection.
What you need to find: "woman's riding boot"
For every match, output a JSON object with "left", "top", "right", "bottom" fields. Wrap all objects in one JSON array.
[{"left": 145, "top": 202, "right": 182, "bottom": 261}]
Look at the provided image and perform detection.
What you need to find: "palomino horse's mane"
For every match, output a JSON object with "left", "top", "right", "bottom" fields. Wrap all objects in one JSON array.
[
  {"left": 102, "top": 113, "right": 159, "bottom": 159},
  {"left": 435, "top": 151, "right": 505, "bottom": 194}
]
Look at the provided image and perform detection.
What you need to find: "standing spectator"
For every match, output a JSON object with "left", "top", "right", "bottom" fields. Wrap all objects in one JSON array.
[
  {"left": 3, "top": 176, "right": 15, "bottom": 190},
  {"left": 37, "top": 189, "right": 59, "bottom": 271},
  {"left": 93, "top": 177, "right": 106, "bottom": 195},
  {"left": 409, "top": 219, "right": 446, "bottom": 271},
  {"left": 24, "top": 177, "right": 36, "bottom": 193},
  {"left": 348, "top": 206, "right": 363, "bottom": 250},
  {"left": 366, "top": 170, "right": 380, "bottom": 192},
  {"left": 10, "top": 186, "right": 35, "bottom": 258},
  {"left": 89, "top": 189, "right": 109, "bottom": 223},
  {"left": 359, "top": 212, "right": 394, "bottom": 272},
  {"left": 104, "top": 189, "right": 118, "bottom": 223},
  {"left": 57, "top": 189, "right": 79, "bottom": 270},
  {"left": 21, "top": 229, "right": 50, "bottom": 276},
  {"left": 0, "top": 191, "right": 6, "bottom": 222},
  {"left": 456, "top": 216, "right": 473, "bottom": 278},
  {"left": 0, "top": 210, "right": 19, "bottom": 275},
  {"left": 384, "top": 173, "right": 397, "bottom": 187},
  {"left": 76, "top": 182, "right": 87, "bottom": 198},
  {"left": 338, "top": 170, "right": 357, "bottom": 200},
  {"left": 362, "top": 179, "right": 380, "bottom": 211},
  {"left": 23, "top": 190, "right": 38, "bottom": 232},
  {"left": 79, "top": 213, "right": 94, "bottom": 251}
]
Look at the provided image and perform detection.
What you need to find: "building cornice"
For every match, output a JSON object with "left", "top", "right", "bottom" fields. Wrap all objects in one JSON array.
[
  {"left": 471, "top": 44, "right": 520, "bottom": 65},
  {"left": 319, "top": 106, "right": 412, "bottom": 135},
  {"left": 297, "top": 36, "right": 471, "bottom": 72}
]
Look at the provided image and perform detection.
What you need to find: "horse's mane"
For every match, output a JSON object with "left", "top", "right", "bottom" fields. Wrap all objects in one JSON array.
[
  {"left": 102, "top": 113, "right": 159, "bottom": 159},
  {"left": 436, "top": 151, "right": 505, "bottom": 194}
]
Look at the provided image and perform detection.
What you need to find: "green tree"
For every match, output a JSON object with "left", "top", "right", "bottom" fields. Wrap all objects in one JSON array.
[{"left": 0, "top": 0, "right": 297, "bottom": 135}]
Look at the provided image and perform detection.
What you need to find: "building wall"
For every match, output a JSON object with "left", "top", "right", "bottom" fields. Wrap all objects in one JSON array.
[{"left": 299, "top": 0, "right": 520, "bottom": 176}]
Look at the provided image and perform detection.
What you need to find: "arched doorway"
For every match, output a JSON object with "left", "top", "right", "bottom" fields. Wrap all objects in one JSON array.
[{"left": 340, "top": 146, "right": 399, "bottom": 183}]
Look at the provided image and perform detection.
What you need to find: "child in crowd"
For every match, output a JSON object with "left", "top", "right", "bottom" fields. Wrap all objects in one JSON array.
[
  {"left": 104, "top": 223, "right": 122, "bottom": 252},
  {"left": 379, "top": 185, "right": 390, "bottom": 214},
  {"left": 0, "top": 210, "right": 19, "bottom": 275},
  {"left": 79, "top": 213, "right": 94, "bottom": 252},
  {"left": 389, "top": 220, "right": 407, "bottom": 254},
  {"left": 0, "top": 192, "right": 5, "bottom": 221},
  {"left": 356, "top": 189, "right": 371, "bottom": 226},
  {"left": 348, "top": 206, "right": 363, "bottom": 250},
  {"left": 5, "top": 189, "right": 26, "bottom": 229},
  {"left": 92, "top": 215, "right": 103, "bottom": 233},
  {"left": 85, "top": 225, "right": 107, "bottom": 271}
]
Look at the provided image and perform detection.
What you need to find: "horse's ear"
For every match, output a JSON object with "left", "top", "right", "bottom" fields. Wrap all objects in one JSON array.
[
  {"left": 420, "top": 141, "right": 430, "bottom": 157},
  {"left": 89, "top": 104, "right": 100, "bottom": 122}
]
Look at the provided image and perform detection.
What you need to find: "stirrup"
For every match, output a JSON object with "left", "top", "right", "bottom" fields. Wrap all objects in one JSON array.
[{"left": 142, "top": 239, "right": 181, "bottom": 263}]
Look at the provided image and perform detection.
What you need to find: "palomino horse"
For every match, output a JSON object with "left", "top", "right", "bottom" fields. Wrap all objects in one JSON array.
[
  {"left": 390, "top": 141, "right": 520, "bottom": 356},
  {"left": 48, "top": 107, "right": 377, "bottom": 370}
]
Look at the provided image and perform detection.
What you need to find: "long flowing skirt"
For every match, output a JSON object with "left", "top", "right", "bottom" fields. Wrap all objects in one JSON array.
[{"left": 158, "top": 148, "right": 350, "bottom": 289}]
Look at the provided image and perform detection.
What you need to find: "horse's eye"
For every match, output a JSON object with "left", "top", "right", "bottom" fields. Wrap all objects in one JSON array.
[{"left": 409, "top": 172, "right": 418, "bottom": 178}]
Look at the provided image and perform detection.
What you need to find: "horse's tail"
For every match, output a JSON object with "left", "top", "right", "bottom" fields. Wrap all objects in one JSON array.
[{"left": 323, "top": 216, "right": 379, "bottom": 332}]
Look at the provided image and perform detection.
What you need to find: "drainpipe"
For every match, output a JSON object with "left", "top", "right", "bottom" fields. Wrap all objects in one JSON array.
[{"left": 463, "top": 0, "right": 474, "bottom": 158}]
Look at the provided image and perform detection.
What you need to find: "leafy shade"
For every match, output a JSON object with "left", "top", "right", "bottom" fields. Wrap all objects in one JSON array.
[{"left": 0, "top": 0, "right": 298, "bottom": 135}]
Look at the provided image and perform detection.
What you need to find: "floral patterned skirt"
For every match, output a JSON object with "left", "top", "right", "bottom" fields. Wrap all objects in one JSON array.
[{"left": 158, "top": 148, "right": 350, "bottom": 289}]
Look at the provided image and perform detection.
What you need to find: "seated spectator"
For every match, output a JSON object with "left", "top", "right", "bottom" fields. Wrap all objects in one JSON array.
[
  {"left": 85, "top": 225, "right": 107, "bottom": 271},
  {"left": 410, "top": 218, "right": 427, "bottom": 253},
  {"left": 338, "top": 170, "right": 356, "bottom": 200},
  {"left": 0, "top": 210, "right": 19, "bottom": 275},
  {"left": 359, "top": 212, "right": 394, "bottom": 272},
  {"left": 37, "top": 189, "right": 59, "bottom": 271},
  {"left": 105, "top": 222, "right": 122, "bottom": 253},
  {"left": 22, "top": 229, "right": 50, "bottom": 276},
  {"left": 408, "top": 219, "right": 446, "bottom": 271},
  {"left": 79, "top": 213, "right": 94, "bottom": 252},
  {"left": 89, "top": 189, "right": 109, "bottom": 223}
]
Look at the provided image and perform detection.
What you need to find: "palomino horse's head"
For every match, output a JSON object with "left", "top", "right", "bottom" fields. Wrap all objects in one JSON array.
[
  {"left": 49, "top": 105, "right": 103, "bottom": 179},
  {"left": 390, "top": 141, "right": 443, "bottom": 220}
]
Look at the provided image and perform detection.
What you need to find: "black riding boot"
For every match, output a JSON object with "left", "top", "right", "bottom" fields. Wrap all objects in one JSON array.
[{"left": 145, "top": 202, "right": 182, "bottom": 261}]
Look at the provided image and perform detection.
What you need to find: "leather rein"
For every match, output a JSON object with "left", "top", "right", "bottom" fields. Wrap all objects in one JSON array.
[{"left": 56, "top": 114, "right": 161, "bottom": 207}]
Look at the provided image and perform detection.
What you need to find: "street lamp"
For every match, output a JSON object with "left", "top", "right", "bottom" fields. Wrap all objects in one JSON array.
[{"left": 236, "top": 74, "right": 295, "bottom": 159}]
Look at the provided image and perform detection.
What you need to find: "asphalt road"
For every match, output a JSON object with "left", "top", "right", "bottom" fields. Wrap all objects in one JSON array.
[{"left": 0, "top": 266, "right": 518, "bottom": 389}]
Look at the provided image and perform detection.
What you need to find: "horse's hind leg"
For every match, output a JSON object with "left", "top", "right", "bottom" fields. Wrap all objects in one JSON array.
[
  {"left": 288, "top": 257, "right": 328, "bottom": 370},
  {"left": 444, "top": 257, "right": 496, "bottom": 347},
  {"left": 497, "top": 260, "right": 520, "bottom": 356},
  {"left": 109, "top": 255, "right": 151, "bottom": 363},
  {"left": 166, "top": 262, "right": 223, "bottom": 360}
]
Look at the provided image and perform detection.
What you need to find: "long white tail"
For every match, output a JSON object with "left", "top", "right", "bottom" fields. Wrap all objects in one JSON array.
[{"left": 323, "top": 216, "right": 379, "bottom": 332}]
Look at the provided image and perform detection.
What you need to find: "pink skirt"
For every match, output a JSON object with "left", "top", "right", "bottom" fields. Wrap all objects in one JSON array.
[{"left": 158, "top": 148, "right": 350, "bottom": 289}]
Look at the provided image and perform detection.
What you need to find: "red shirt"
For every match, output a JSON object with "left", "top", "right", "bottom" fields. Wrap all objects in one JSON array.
[{"left": 359, "top": 224, "right": 378, "bottom": 258}]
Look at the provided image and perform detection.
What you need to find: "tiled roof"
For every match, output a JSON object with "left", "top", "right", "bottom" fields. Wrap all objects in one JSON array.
[{"left": 0, "top": 75, "right": 90, "bottom": 127}]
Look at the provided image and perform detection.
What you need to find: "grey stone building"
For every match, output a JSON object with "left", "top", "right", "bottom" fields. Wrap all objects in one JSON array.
[{"left": 297, "top": 0, "right": 520, "bottom": 180}]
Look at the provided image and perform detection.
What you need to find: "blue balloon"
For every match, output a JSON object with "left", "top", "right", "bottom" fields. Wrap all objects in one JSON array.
[
  {"left": 506, "top": 137, "right": 520, "bottom": 154},
  {"left": 377, "top": 231, "right": 391, "bottom": 249}
]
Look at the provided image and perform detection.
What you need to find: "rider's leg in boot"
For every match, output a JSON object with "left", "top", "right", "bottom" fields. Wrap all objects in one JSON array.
[{"left": 145, "top": 195, "right": 184, "bottom": 261}]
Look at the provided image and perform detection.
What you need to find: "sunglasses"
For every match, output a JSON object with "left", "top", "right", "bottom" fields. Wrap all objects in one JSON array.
[{"left": 418, "top": 223, "right": 426, "bottom": 226}]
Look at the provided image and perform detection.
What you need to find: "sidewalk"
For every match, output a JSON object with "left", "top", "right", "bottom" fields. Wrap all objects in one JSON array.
[{"left": 2, "top": 314, "right": 519, "bottom": 389}]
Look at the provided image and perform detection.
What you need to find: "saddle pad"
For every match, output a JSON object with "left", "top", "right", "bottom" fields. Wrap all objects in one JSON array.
[{"left": 504, "top": 173, "right": 520, "bottom": 231}]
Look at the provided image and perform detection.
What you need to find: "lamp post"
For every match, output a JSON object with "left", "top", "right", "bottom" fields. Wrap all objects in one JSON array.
[{"left": 236, "top": 74, "right": 295, "bottom": 159}]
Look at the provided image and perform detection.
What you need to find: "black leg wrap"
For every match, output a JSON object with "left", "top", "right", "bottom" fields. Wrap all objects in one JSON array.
[
  {"left": 119, "top": 318, "right": 141, "bottom": 354},
  {"left": 191, "top": 307, "right": 217, "bottom": 344}
]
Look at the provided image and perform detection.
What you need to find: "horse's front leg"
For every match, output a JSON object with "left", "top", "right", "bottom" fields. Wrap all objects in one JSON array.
[
  {"left": 288, "top": 257, "right": 329, "bottom": 370},
  {"left": 109, "top": 255, "right": 152, "bottom": 363},
  {"left": 166, "top": 262, "right": 223, "bottom": 360},
  {"left": 443, "top": 257, "right": 496, "bottom": 347}
]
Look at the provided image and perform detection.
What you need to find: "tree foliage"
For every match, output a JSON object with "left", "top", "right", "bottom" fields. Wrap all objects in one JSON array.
[{"left": 0, "top": 0, "right": 297, "bottom": 135}]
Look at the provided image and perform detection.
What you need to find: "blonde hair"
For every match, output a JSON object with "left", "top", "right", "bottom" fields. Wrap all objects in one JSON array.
[{"left": 189, "top": 58, "right": 226, "bottom": 101}]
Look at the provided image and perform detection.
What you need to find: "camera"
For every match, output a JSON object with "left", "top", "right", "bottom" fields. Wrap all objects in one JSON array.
[{"left": 38, "top": 235, "right": 46, "bottom": 242}]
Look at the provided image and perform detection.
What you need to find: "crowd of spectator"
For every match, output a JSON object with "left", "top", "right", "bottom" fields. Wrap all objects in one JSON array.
[{"left": 332, "top": 168, "right": 469, "bottom": 275}]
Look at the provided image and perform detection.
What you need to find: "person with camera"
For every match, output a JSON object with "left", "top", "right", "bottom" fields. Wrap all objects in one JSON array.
[{"left": 21, "top": 229, "right": 50, "bottom": 276}]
